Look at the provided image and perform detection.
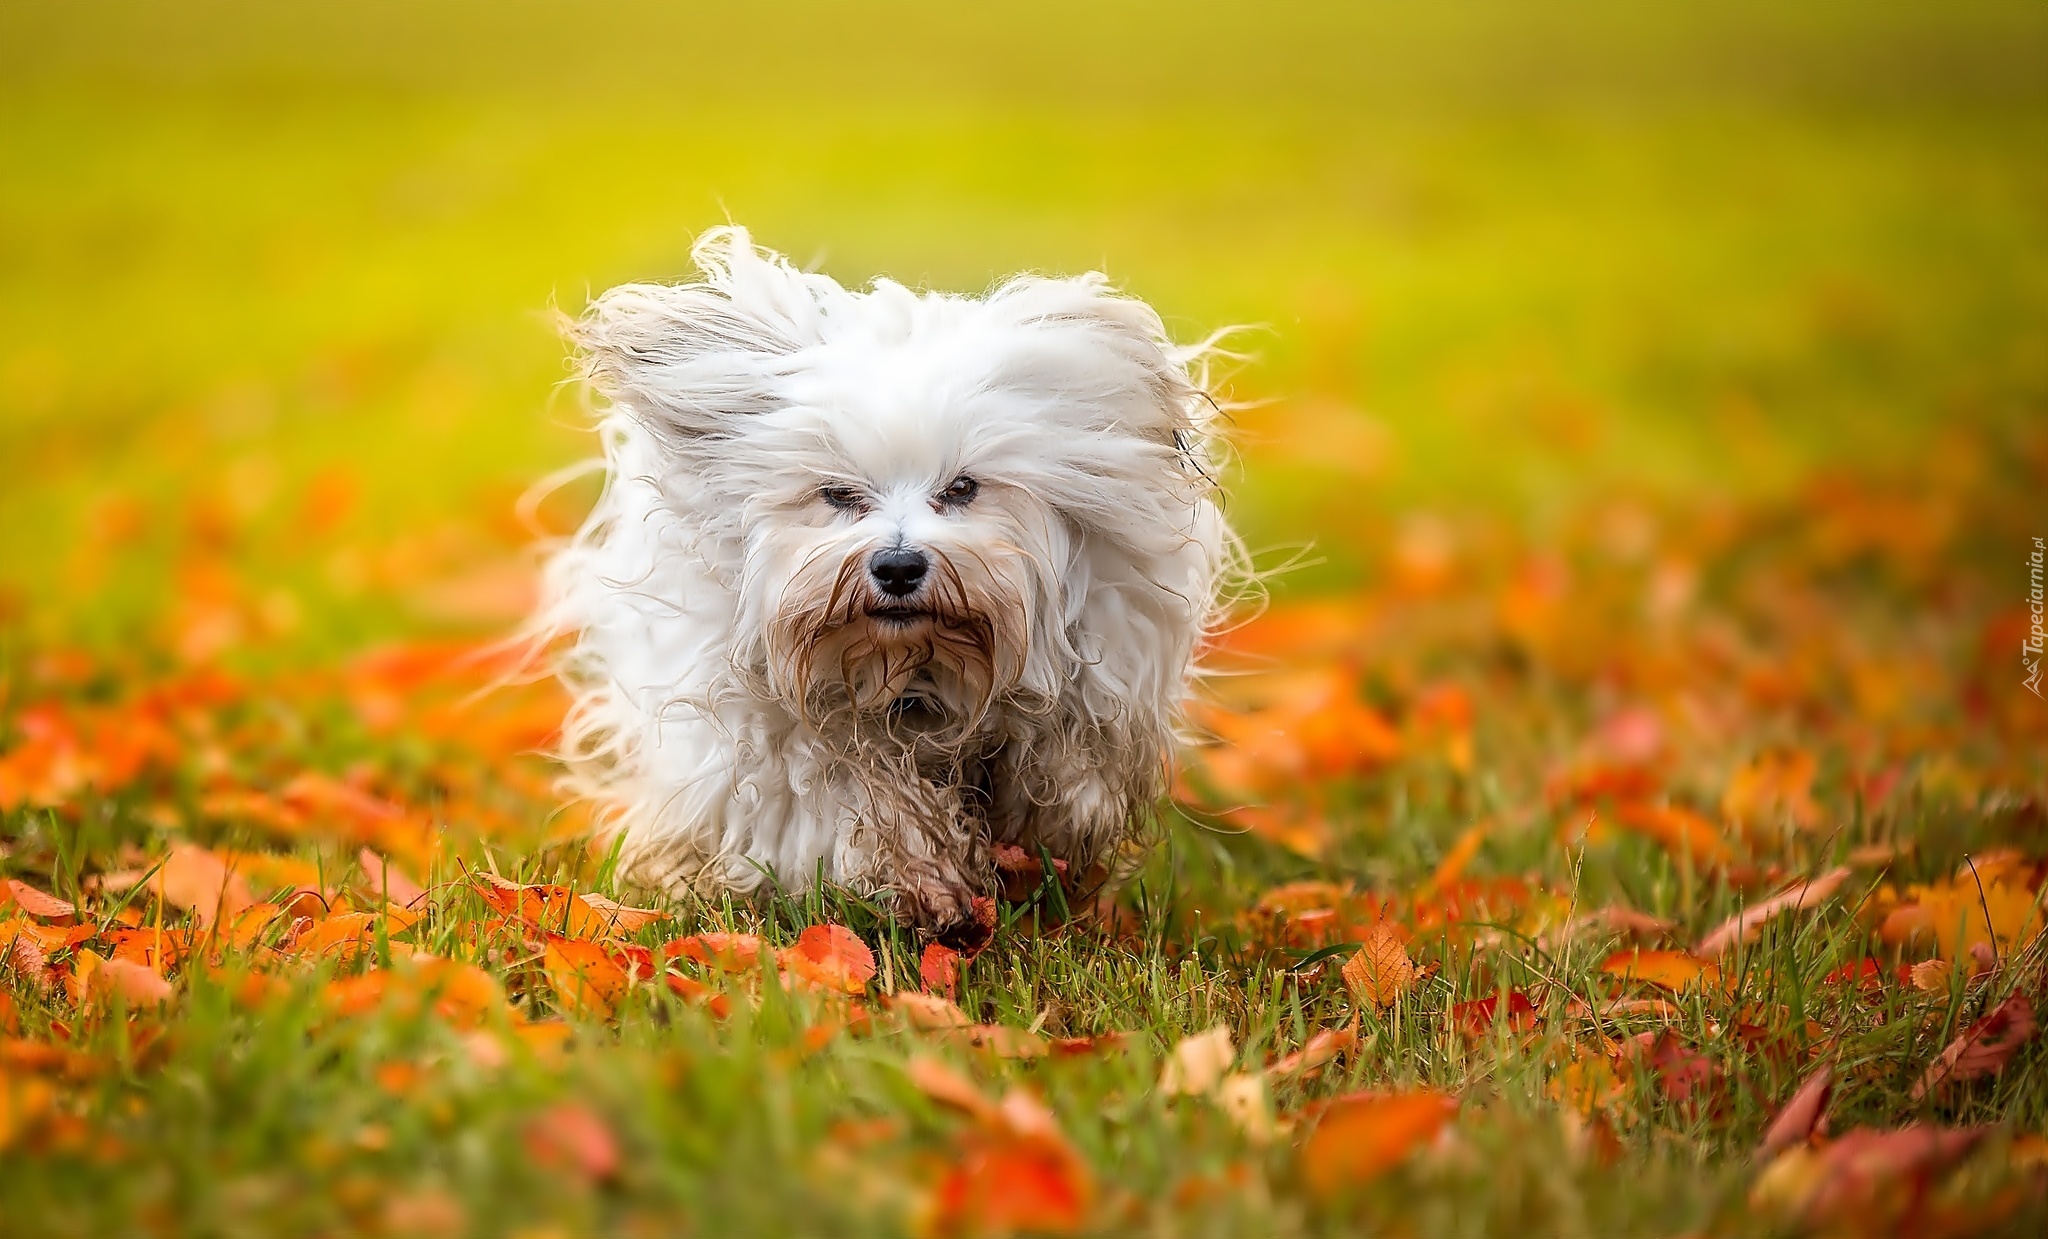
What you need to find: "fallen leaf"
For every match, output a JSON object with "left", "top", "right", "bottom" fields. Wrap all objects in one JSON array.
[
  {"left": 889, "top": 991, "right": 972, "bottom": 1030},
  {"left": 963, "top": 1024, "right": 1049, "bottom": 1060},
  {"left": 1757, "top": 1062, "right": 1833, "bottom": 1161},
  {"left": 472, "top": 872, "right": 662, "bottom": 941},
  {"left": 778, "top": 924, "right": 876, "bottom": 995},
  {"left": 1299, "top": 1091, "right": 1457, "bottom": 1199},
  {"left": 358, "top": 848, "right": 427, "bottom": 908},
  {"left": 919, "top": 942, "right": 964, "bottom": 998},
  {"left": 1909, "top": 959, "right": 1952, "bottom": 993},
  {"left": 665, "top": 932, "right": 766, "bottom": 972},
  {"left": 1342, "top": 923, "right": 1416, "bottom": 1009},
  {"left": 1451, "top": 990, "right": 1538, "bottom": 1038},
  {"left": 1160, "top": 1026, "right": 1235, "bottom": 1097},
  {"left": 522, "top": 1102, "right": 620, "bottom": 1184},
  {"left": 1216, "top": 1073, "right": 1274, "bottom": 1144},
  {"left": 1, "top": 879, "right": 76, "bottom": 919},
  {"left": 1694, "top": 867, "right": 1852, "bottom": 956},
  {"left": 290, "top": 911, "right": 381, "bottom": 960},
  {"left": 1600, "top": 948, "right": 1715, "bottom": 992},
  {"left": 1752, "top": 1125, "right": 1990, "bottom": 1229},
  {"left": 1612, "top": 801, "right": 1738, "bottom": 867},
  {"left": 153, "top": 844, "right": 255, "bottom": 928},
  {"left": 1911, "top": 994, "right": 2037, "bottom": 1100},
  {"left": 544, "top": 938, "right": 630, "bottom": 1019},
  {"left": 906, "top": 1055, "right": 997, "bottom": 1122},
  {"left": 1265, "top": 1026, "right": 1357, "bottom": 1080}
]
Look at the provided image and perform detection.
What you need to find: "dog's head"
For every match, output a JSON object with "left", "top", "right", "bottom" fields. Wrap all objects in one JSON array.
[{"left": 572, "top": 228, "right": 1226, "bottom": 739}]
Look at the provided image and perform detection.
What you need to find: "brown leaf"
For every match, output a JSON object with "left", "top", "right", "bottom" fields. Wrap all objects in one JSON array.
[
  {"left": 1299, "top": 1091, "right": 1457, "bottom": 1199},
  {"left": 962, "top": 1024, "right": 1050, "bottom": 1060},
  {"left": 1911, "top": 994, "right": 2037, "bottom": 1100},
  {"left": 1695, "top": 867, "right": 1852, "bottom": 956},
  {"left": 1565, "top": 905, "right": 1677, "bottom": 939},
  {"left": 1757, "top": 1063, "right": 1833, "bottom": 1162},
  {"left": 1342, "top": 923, "right": 1416, "bottom": 1009}
]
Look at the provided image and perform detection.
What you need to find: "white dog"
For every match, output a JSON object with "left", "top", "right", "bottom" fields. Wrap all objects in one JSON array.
[{"left": 539, "top": 228, "right": 1234, "bottom": 936}]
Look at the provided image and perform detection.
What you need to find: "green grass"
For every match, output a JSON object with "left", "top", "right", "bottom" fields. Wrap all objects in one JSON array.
[{"left": 2, "top": 2, "right": 2046, "bottom": 1236}]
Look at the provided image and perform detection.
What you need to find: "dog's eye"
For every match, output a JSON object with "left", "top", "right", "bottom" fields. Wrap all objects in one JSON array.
[
  {"left": 819, "top": 485, "right": 867, "bottom": 513},
  {"left": 936, "top": 475, "right": 979, "bottom": 507}
]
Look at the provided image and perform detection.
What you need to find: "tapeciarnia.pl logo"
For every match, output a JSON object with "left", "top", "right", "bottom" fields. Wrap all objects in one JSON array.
[{"left": 2027, "top": 536, "right": 2045, "bottom": 698}]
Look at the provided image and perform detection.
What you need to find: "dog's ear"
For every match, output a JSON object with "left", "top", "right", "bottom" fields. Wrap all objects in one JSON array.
[{"left": 570, "top": 229, "right": 809, "bottom": 448}]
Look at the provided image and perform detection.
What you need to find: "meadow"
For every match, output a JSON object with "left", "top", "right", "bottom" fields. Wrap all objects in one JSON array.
[{"left": 2, "top": 3, "right": 2046, "bottom": 1235}]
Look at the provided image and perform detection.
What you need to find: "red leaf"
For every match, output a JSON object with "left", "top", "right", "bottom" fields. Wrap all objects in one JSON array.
[
  {"left": 1450, "top": 990, "right": 1538, "bottom": 1038},
  {"left": 920, "top": 943, "right": 964, "bottom": 998}
]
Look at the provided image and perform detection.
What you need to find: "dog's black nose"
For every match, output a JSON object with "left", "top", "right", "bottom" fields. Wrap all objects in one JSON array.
[{"left": 869, "top": 547, "right": 929, "bottom": 597}]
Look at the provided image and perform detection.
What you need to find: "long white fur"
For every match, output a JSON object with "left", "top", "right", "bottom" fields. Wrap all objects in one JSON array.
[{"left": 539, "top": 227, "right": 1234, "bottom": 929}]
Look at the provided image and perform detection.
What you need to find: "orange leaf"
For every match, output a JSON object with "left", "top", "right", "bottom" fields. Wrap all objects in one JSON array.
[
  {"left": 1450, "top": 990, "right": 1538, "bottom": 1039},
  {"left": 664, "top": 932, "right": 766, "bottom": 972},
  {"left": 472, "top": 872, "right": 661, "bottom": 941},
  {"left": 777, "top": 924, "right": 875, "bottom": 995},
  {"left": 1611, "top": 802, "right": 1737, "bottom": 868},
  {"left": 1299, "top": 1091, "right": 1457, "bottom": 1199},
  {"left": 1600, "top": 948, "right": 1715, "bottom": 992},
  {"left": 930, "top": 1130, "right": 1094, "bottom": 1237},
  {"left": 1417, "top": 823, "right": 1487, "bottom": 899},
  {"left": 543, "top": 938, "right": 630, "bottom": 1019},
  {"left": 1694, "top": 868, "right": 1852, "bottom": 956},
  {"left": 153, "top": 844, "right": 254, "bottom": 928},
  {"left": 1342, "top": 924, "right": 1415, "bottom": 1009},
  {"left": 1910, "top": 994, "right": 2037, "bottom": 1100},
  {"left": 291, "top": 912, "right": 381, "bottom": 960}
]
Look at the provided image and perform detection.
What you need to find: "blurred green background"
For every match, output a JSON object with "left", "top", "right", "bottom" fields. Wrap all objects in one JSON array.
[{"left": 2, "top": 0, "right": 2043, "bottom": 651}]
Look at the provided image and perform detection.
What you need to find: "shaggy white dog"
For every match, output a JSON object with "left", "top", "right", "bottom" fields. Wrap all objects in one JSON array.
[{"left": 539, "top": 228, "right": 1234, "bottom": 936}]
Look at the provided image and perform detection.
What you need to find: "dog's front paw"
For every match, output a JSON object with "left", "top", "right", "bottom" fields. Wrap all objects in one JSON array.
[{"left": 892, "top": 877, "right": 995, "bottom": 948}]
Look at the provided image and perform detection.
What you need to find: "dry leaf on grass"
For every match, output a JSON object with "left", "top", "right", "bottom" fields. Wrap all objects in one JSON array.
[
  {"left": 1756, "top": 1062, "right": 1833, "bottom": 1161},
  {"left": 919, "top": 942, "right": 964, "bottom": 998},
  {"left": 1265, "top": 1026, "right": 1357, "bottom": 1081},
  {"left": 1694, "top": 867, "right": 1852, "bottom": 956},
  {"left": 1752, "top": 1124, "right": 1990, "bottom": 1229},
  {"left": 664, "top": 932, "right": 766, "bottom": 972},
  {"left": 1910, "top": 994, "right": 2037, "bottom": 1100},
  {"left": 1342, "top": 924, "right": 1415, "bottom": 1009}
]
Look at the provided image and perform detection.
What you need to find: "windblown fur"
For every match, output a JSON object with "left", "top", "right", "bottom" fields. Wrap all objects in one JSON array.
[{"left": 538, "top": 227, "right": 1234, "bottom": 933}]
